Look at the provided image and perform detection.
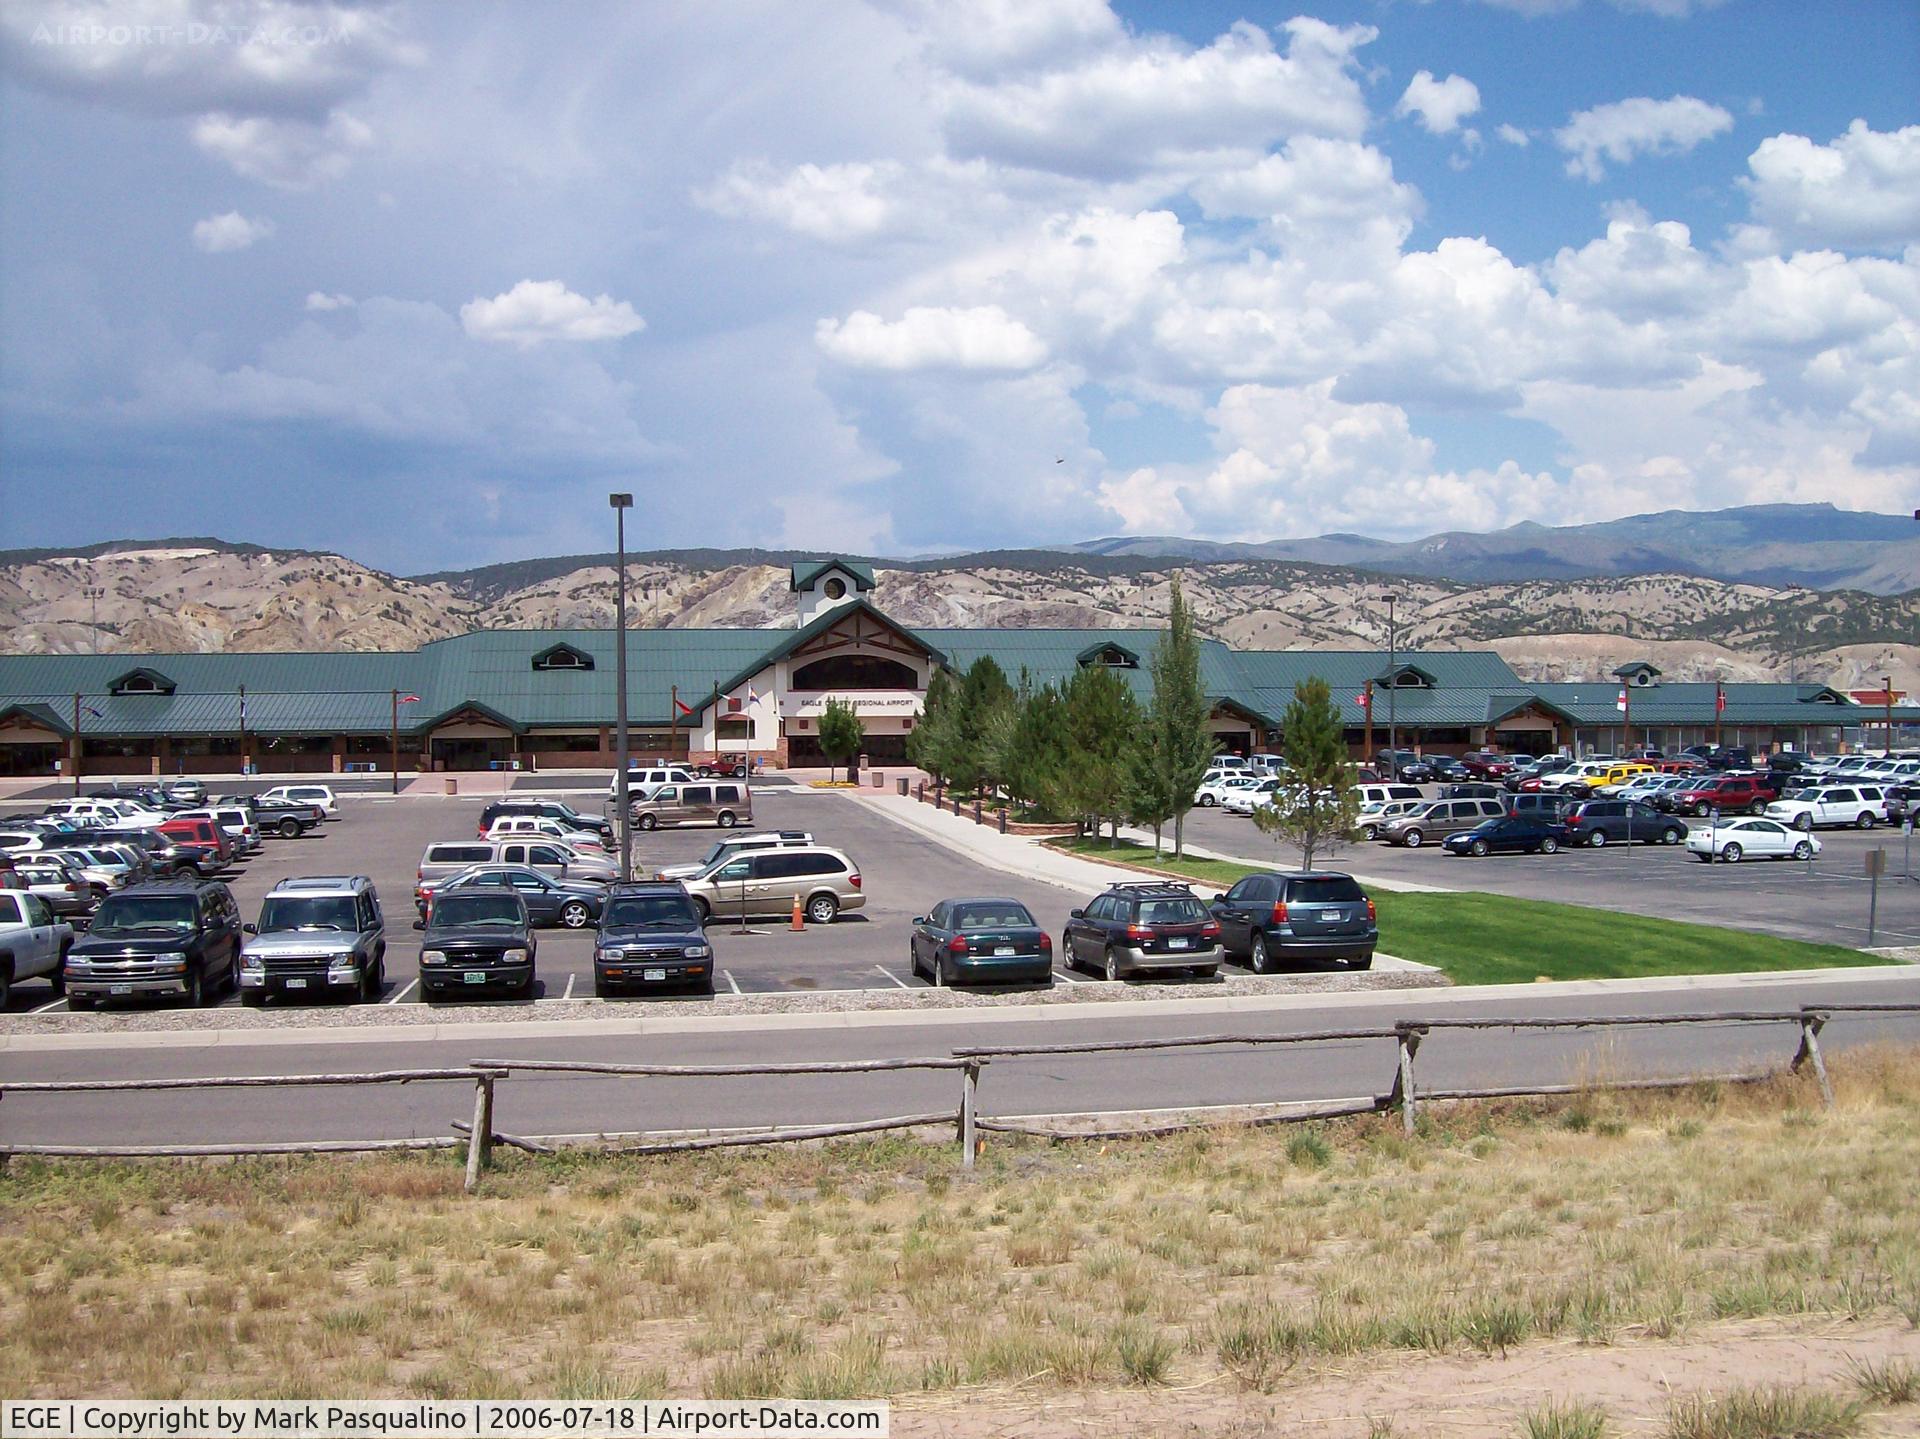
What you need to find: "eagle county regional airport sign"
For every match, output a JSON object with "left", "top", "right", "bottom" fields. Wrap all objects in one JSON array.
[{"left": 781, "top": 690, "right": 921, "bottom": 717}]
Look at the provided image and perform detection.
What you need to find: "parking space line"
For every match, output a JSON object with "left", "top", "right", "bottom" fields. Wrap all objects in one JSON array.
[
  {"left": 1053, "top": 968, "right": 1081, "bottom": 985},
  {"left": 562, "top": 974, "right": 576, "bottom": 1001},
  {"left": 721, "top": 969, "right": 742, "bottom": 995},
  {"left": 384, "top": 978, "right": 417, "bottom": 1005},
  {"left": 30, "top": 995, "right": 67, "bottom": 1014},
  {"left": 873, "top": 965, "right": 909, "bottom": 989}
]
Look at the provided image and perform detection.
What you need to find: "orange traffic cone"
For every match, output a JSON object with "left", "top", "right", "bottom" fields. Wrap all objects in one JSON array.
[{"left": 791, "top": 893, "right": 805, "bottom": 930}]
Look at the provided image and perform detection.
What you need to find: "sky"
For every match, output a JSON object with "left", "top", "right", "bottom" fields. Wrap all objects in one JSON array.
[{"left": 1, "top": 0, "right": 1917, "bottom": 574}]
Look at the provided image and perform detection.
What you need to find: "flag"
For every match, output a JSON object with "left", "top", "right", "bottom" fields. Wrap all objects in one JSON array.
[
  {"left": 1715, "top": 690, "right": 1726, "bottom": 713},
  {"left": 674, "top": 697, "right": 694, "bottom": 716},
  {"left": 747, "top": 685, "right": 762, "bottom": 705},
  {"left": 82, "top": 704, "right": 103, "bottom": 719},
  {"left": 399, "top": 693, "right": 421, "bottom": 705},
  {"left": 1616, "top": 687, "right": 1629, "bottom": 713},
  {"left": 1356, "top": 692, "right": 1370, "bottom": 709}
]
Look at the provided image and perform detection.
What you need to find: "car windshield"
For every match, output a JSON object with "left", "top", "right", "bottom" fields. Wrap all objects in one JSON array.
[
  {"left": 431, "top": 895, "right": 523, "bottom": 927},
  {"left": 91, "top": 894, "right": 197, "bottom": 934},
  {"left": 604, "top": 897, "right": 698, "bottom": 929},
  {"left": 258, "top": 895, "right": 358, "bottom": 931},
  {"left": 1137, "top": 898, "right": 1207, "bottom": 924},
  {"left": 952, "top": 902, "right": 1035, "bottom": 929}
]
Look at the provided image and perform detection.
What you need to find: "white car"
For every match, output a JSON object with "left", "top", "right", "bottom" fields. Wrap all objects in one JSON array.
[
  {"left": 1196, "top": 775, "right": 1260, "bottom": 807},
  {"left": 1358, "top": 798, "right": 1422, "bottom": 839},
  {"left": 1224, "top": 778, "right": 1283, "bottom": 815},
  {"left": 1686, "top": 816, "right": 1820, "bottom": 863},
  {"left": 1536, "top": 762, "right": 1611, "bottom": 793},
  {"left": 1764, "top": 786, "right": 1886, "bottom": 831},
  {"left": 257, "top": 784, "right": 339, "bottom": 817}
]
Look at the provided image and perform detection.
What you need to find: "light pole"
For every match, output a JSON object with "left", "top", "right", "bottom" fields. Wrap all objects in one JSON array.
[
  {"left": 1384, "top": 592, "right": 1401, "bottom": 759},
  {"left": 83, "top": 585, "right": 104, "bottom": 653},
  {"left": 611, "top": 493, "right": 634, "bottom": 883}
]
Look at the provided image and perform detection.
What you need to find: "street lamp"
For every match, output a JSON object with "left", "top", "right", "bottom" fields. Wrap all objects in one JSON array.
[
  {"left": 1383, "top": 592, "right": 1401, "bottom": 759},
  {"left": 610, "top": 493, "right": 634, "bottom": 883}
]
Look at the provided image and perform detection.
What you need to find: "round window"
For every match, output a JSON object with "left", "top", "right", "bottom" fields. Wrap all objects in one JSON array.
[{"left": 824, "top": 577, "right": 847, "bottom": 599}]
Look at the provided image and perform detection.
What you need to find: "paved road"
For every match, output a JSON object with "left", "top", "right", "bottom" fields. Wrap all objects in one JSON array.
[
  {"left": 1180, "top": 803, "right": 1920, "bottom": 949},
  {"left": 2, "top": 971, "right": 1914, "bottom": 1147}
]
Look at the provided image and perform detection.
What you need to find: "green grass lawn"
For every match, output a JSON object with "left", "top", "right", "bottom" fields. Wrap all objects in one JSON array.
[{"left": 1046, "top": 836, "right": 1892, "bottom": 985}]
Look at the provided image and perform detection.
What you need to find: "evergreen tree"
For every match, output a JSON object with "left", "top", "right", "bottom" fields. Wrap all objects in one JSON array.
[
  {"left": 1002, "top": 679, "right": 1072, "bottom": 816},
  {"left": 1061, "top": 662, "right": 1140, "bottom": 839},
  {"left": 1252, "top": 677, "right": 1361, "bottom": 869},
  {"left": 1127, "top": 575, "right": 1214, "bottom": 856},
  {"left": 817, "top": 697, "right": 864, "bottom": 784},
  {"left": 952, "top": 656, "right": 1015, "bottom": 795},
  {"left": 908, "top": 668, "right": 957, "bottom": 782}
]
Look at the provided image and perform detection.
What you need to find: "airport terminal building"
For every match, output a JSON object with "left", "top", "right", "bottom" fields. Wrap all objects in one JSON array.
[{"left": 0, "top": 559, "right": 1910, "bottom": 776}]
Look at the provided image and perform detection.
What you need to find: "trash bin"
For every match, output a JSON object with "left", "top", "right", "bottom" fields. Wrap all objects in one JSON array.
[{"left": 444, "top": 778, "right": 457, "bottom": 796}]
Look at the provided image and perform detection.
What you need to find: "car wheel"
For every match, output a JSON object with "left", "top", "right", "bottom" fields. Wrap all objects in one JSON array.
[
  {"left": 1589, "top": 829, "right": 1608, "bottom": 848},
  {"left": 1250, "top": 933, "right": 1274, "bottom": 975},
  {"left": 1695, "top": 802, "right": 1710, "bottom": 817},
  {"left": 637, "top": 814, "right": 659, "bottom": 831},
  {"left": 187, "top": 967, "right": 208, "bottom": 1008},
  {"left": 716, "top": 811, "right": 737, "bottom": 829},
  {"left": 360, "top": 961, "right": 380, "bottom": 1003},
  {"left": 1794, "top": 814, "right": 1814, "bottom": 831},
  {"left": 1793, "top": 840, "right": 1814, "bottom": 861},
  {"left": 559, "top": 901, "right": 592, "bottom": 929},
  {"left": 933, "top": 955, "right": 946, "bottom": 987},
  {"left": 241, "top": 990, "right": 265, "bottom": 1008},
  {"left": 1402, "top": 829, "right": 1423, "bottom": 848},
  {"left": 691, "top": 897, "right": 711, "bottom": 924},
  {"left": 1661, "top": 828, "right": 1682, "bottom": 845},
  {"left": 278, "top": 818, "right": 301, "bottom": 839},
  {"left": 1199, "top": 795, "right": 1216, "bottom": 806},
  {"left": 1104, "top": 946, "right": 1122, "bottom": 982},
  {"left": 908, "top": 943, "right": 923, "bottom": 980},
  {"left": 1470, "top": 839, "right": 1489, "bottom": 857},
  {"left": 805, "top": 893, "right": 839, "bottom": 925},
  {"left": 1857, "top": 811, "right": 1876, "bottom": 829},
  {"left": 593, "top": 977, "right": 612, "bottom": 1000},
  {"left": 1061, "top": 934, "right": 1077, "bottom": 971},
  {"left": 1362, "top": 825, "right": 1378, "bottom": 840},
  {"left": 68, "top": 991, "right": 94, "bottom": 1011},
  {"left": 1722, "top": 842, "right": 1743, "bottom": 864},
  {"left": 1540, "top": 836, "right": 1559, "bottom": 853}
]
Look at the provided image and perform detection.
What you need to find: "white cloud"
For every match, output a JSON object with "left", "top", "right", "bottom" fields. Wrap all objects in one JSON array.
[
  {"left": 459, "top": 280, "right": 647, "bottom": 347},
  {"left": 192, "top": 109, "right": 371, "bottom": 188},
  {"left": 1741, "top": 121, "right": 1920, "bottom": 251},
  {"left": 1554, "top": 95, "right": 1733, "bottom": 181},
  {"left": 1190, "top": 137, "right": 1422, "bottom": 251},
  {"left": 189, "top": 210, "right": 273, "bottom": 252},
  {"left": 933, "top": 16, "right": 1376, "bottom": 180},
  {"left": 696, "top": 160, "right": 898, "bottom": 241},
  {"left": 304, "top": 291, "right": 353, "bottom": 311},
  {"left": 1395, "top": 71, "right": 1481, "bottom": 136},
  {"left": 816, "top": 305, "right": 1047, "bottom": 371},
  {"left": 886, "top": 0, "right": 1123, "bottom": 79},
  {"left": 1547, "top": 212, "right": 1728, "bottom": 319},
  {"left": 1496, "top": 123, "right": 1529, "bottom": 147}
]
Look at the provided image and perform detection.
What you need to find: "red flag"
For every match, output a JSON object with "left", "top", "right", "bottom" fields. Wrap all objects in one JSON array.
[
  {"left": 674, "top": 697, "right": 694, "bottom": 716},
  {"left": 1356, "top": 692, "right": 1370, "bottom": 709},
  {"left": 1715, "top": 690, "right": 1726, "bottom": 713},
  {"left": 399, "top": 694, "right": 421, "bottom": 704}
]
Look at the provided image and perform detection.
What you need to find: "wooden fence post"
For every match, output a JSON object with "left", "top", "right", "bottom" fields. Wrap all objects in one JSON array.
[
  {"left": 1791, "top": 1010, "right": 1835, "bottom": 1109},
  {"left": 464, "top": 1073, "right": 495, "bottom": 1192},
  {"left": 1395, "top": 1024, "right": 1424, "bottom": 1136},
  {"left": 959, "top": 1061, "right": 981, "bottom": 1169}
]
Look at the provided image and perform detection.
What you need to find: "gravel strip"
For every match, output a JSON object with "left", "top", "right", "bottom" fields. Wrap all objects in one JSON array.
[{"left": 0, "top": 968, "right": 1448, "bottom": 1037}]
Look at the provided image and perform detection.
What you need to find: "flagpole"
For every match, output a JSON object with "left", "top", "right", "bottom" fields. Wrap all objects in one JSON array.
[
  {"left": 391, "top": 689, "right": 400, "bottom": 796},
  {"left": 238, "top": 684, "right": 248, "bottom": 779},
  {"left": 72, "top": 691, "right": 82, "bottom": 797}
]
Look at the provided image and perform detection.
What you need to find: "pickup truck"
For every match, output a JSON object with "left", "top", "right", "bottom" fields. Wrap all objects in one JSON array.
[{"left": 0, "top": 888, "right": 72, "bottom": 1006}]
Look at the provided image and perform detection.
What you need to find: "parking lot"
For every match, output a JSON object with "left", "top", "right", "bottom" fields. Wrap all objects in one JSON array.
[
  {"left": 1180, "top": 802, "right": 1920, "bottom": 950},
  {"left": 2, "top": 782, "right": 1147, "bottom": 1014}
]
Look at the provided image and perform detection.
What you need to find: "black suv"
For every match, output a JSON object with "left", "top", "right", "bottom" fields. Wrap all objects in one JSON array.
[
  {"left": 414, "top": 889, "right": 537, "bottom": 1002},
  {"left": 64, "top": 878, "right": 242, "bottom": 1009},
  {"left": 1209, "top": 872, "right": 1375, "bottom": 972},
  {"left": 1062, "top": 882, "right": 1222, "bottom": 981},
  {"left": 1560, "top": 799, "right": 1687, "bottom": 847},
  {"left": 477, "top": 800, "right": 614, "bottom": 844},
  {"left": 593, "top": 881, "right": 713, "bottom": 997}
]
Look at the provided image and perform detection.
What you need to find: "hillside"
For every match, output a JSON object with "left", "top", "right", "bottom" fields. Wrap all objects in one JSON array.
[{"left": 7, "top": 538, "right": 1920, "bottom": 691}]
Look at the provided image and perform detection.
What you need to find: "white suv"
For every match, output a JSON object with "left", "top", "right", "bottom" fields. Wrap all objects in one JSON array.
[
  {"left": 257, "top": 785, "right": 338, "bottom": 817},
  {"left": 1765, "top": 785, "right": 1886, "bottom": 831}
]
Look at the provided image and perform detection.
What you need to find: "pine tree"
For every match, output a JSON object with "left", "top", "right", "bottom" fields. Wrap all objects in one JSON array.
[
  {"left": 952, "top": 657, "right": 1015, "bottom": 796},
  {"left": 1252, "top": 677, "right": 1361, "bottom": 869},
  {"left": 1061, "top": 663, "right": 1140, "bottom": 839},
  {"left": 1002, "top": 679, "right": 1071, "bottom": 817},
  {"left": 908, "top": 668, "right": 957, "bottom": 782},
  {"left": 1127, "top": 575, "right": 1215, "bottom": 856}
]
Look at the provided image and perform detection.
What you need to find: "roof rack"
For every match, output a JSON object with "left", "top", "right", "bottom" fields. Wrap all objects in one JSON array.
[{"left": 1107, "top": 881, "right": 1196, "bottom": 892}]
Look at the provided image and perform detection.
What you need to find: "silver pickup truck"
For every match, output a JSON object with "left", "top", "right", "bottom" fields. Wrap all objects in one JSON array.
[{"left": 0, "top": 888, "right": 73, "bottom": 1007}]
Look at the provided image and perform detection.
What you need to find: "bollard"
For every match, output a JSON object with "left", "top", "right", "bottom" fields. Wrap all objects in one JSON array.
[
  {"left": 464, "top": 1073, "right": 495, "bottom": 1192},
  {"left": 958, "top": 1061, "right": 982, "bottom": 1169},
  {"left": 973, "top": 799, "right": 982, "bottom": 825},
  {"left": 998, "top": 807, "right": 1008, "bottom": 834},
  {"left": 1792, "top": 1010, "right": 1835, "bottom": 1108}
]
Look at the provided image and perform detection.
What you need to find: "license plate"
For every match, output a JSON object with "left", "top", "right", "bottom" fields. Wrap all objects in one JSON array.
[
  {"left": 1167, "top": 937, "right": 1190, "bottom": 950},
  {"left": 643, "top": 968, "right": 666, "bottom": 981},
  {"left": 463, "top": 971, "right": 487, "bottom": 984},
  {"left": 285, "top": 977, "right": 306, "bottom": 989},
  {"left": 110, "top": 984, "right": 131, "bottom": 995},
  {"left": 994, "top": 946, "right": 1016, "bottom": 957}
]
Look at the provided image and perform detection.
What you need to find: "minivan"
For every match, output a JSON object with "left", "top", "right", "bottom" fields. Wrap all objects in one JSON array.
[
  {"left": 416, "top": 838, "right": 618, "bottom": 890},
  {"left": 680, "top": 845, "right": 862, "bottom": 924},
  {"left": 629, "top": 781, "right": 752, "bottom": 831},
  {"left": 606, "top": 766, "right": 696, "bottom": 799},
  {"left": 654, "top": 830, "right": 814, "bottom": 881}
]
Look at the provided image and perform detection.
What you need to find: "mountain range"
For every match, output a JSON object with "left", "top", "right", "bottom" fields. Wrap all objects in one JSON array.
[{"left": 4, "top": 504, "right": 1918, "bottom": 691}]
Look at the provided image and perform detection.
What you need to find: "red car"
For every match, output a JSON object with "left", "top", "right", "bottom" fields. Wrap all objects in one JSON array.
[
  {"left": 157, "top": 817, "right": 232, "bottom": 874},
  {"left": 1458, "top": 751, "right": 1517, "bottom": 779},
  {"left": 1665, "top": 774, "right": 1778, "bottom": 817}
]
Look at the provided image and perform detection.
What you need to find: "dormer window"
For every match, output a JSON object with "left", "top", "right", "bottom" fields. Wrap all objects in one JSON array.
[
  {"left": 531, "top": 644, "right": 595, "bottom": 672},
  {"left": 1378, "top": 664, "right": 1434, "bottom": 690},
  {"left": 108, "top": 667, "right": 175, "bottom": 696},
  {"left": 1077, "top": 641, "right": 1140, "bottom": 670}
]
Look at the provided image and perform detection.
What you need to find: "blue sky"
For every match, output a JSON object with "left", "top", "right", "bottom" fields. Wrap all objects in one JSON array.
[{"left": 1, "top": 0, "right": 1916, "bottom": 573}]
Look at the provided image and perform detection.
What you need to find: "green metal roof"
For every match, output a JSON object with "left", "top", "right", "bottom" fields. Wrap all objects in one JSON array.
[{"left": 789, "top": 559, "right": 876, "bottom": 591}]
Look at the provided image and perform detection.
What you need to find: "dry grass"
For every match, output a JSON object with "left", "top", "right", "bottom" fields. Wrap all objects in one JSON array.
[{"left": 2, "top": 1049, "right": 1917, "bottom": 1401}]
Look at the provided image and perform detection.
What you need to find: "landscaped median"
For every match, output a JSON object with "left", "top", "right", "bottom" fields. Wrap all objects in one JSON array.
[{"left": 1046, "top": 836, "right": 1898, "bottom": 986}]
